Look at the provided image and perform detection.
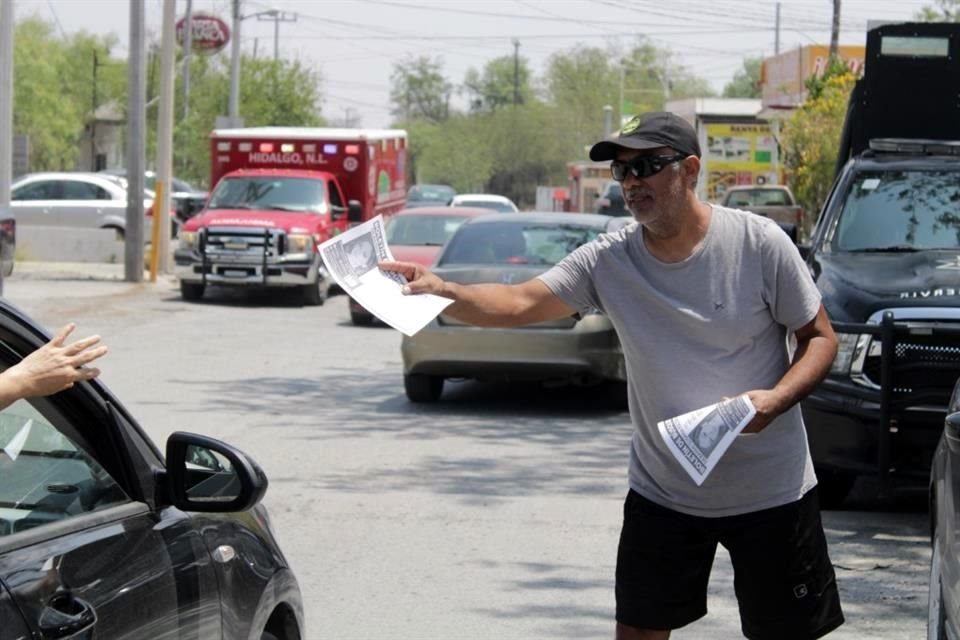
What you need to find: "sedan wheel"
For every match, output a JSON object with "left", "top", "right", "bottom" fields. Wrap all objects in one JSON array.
[
  {"left": 404, "top": 374, "right": 443, "bottom": 403},
  {"left": 929, "top": 536, "right": 948, "bottom": 640}
]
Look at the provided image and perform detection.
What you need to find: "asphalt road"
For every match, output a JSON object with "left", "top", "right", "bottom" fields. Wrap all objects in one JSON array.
[{"left": 4, "top": 265, "right": 933, "bottom": 639}]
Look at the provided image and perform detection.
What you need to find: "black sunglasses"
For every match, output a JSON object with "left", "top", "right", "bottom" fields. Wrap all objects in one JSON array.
[{"left": 610, "top": 154, "right": 687, "bottom": 181}]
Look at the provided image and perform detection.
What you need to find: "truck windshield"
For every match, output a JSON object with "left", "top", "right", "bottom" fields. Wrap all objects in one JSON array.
[
  {"left": 207, "top": 177, "right": 326, "bottom": 213},
  {"left": 832, "top": 170, "right": 960, "bottom": 251}
]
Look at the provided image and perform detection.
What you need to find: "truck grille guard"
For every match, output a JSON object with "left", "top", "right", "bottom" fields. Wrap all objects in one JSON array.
[
  {"left": 198, "top": 226, "right": 285, "bottom": 286},
  {"left": 833, "top": 311, "right": 960, "bottom": 495}
]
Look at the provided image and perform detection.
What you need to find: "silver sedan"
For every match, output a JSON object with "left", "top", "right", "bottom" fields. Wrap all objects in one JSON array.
[
  {"left": 401, "top": 212, "right": 628, "bottom": 403},
  {"left": 11, "top": 172, "right": 160, "bottom": 241}
]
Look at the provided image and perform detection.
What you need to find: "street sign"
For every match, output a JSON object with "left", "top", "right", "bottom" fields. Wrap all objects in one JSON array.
[{"left": 176, "top": 12, "right": 231, "bottom": 55}]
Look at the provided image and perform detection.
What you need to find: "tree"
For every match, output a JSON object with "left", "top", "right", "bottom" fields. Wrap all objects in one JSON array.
[
  {"left": 722, "top": 58, "right": 762, "bottom": 98},
  {"left": 544, "top": 45, "right": 620, "bottom": 161},
  {"left": 12, "top": 17, "right": 125, "bottom": 172},
  {"left": 917, "top": 0, "right": 960, "bottom": 20},
  {"left": 389, "top": 56, "right": 452, "bottom": 123},
  {"left": 172, "top": 55, "right": 325, "bottom": 185},
  {"left": 780, "top": 71, "right": 857, "bottom": 233},
  {"left": 463, "top": 54, "right": 533, "bottom": 112}
]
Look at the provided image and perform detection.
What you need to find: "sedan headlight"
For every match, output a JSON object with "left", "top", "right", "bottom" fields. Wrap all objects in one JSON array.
[
  {"left": 179, "top": 230, "right": 198, "bottom": 249},
  {"left": 287, "top": 233, "right": 314, "bottom": 254}
]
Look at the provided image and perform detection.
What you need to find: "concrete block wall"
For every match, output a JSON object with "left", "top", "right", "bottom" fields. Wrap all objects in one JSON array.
[{"left": 15, "top": 226, "right": 126, "bottom": 263}]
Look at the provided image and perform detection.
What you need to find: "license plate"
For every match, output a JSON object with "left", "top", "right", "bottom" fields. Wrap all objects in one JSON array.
[
  {"left": 223, "top": 242, "right": 248, "bottom": 250},
  {"left": 223, "top": 269, "right": 249, "bottom": 277}
]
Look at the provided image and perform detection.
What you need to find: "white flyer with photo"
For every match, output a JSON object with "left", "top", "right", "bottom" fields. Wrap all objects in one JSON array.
[
  {"left": 657, "top": 395, "right": 757, "bottom": 486},
  {"left": 318, "top": 215, "right": 453, "bottom": 336}
]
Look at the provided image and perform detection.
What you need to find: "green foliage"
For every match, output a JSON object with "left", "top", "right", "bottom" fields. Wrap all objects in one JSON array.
[
  {"left": 780, "top": 72, "right": 857, "bottom": 233},
  {"left": 389, "top": 55, "right": 452, "bottom": 123},
  {"left": 917, "top": 0, "right": 960, "bottom": 20},
  {"left": 804, "top": 55, "right": 852, "bottom": 100},
  {"left": 722, "top": 58, "right": 762, "bottom": 98},
  {"left": 463, "top": 55, "right": 533, "bottom": 112},
  {"left": 12, "top": 17, "right": 124, "bottom": 172}
]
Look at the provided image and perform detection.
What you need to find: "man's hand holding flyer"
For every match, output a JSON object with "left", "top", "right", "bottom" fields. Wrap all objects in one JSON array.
[
  {"left": 317, "top": 215, "right": 452, "bottom": 336},
  {"left": 657, "top": 395, "right": 757, "bottom": 486}
]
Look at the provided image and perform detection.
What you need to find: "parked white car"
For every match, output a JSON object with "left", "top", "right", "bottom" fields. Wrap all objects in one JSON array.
[
  {"left": 11, "top": 172, "right": 165, "bottom": 241},
  {"left": 449, "top": 193, "right": 519, "bottom": 213}
]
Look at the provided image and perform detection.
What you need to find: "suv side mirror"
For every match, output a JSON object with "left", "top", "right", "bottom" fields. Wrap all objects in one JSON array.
[
  {"left": 347, "top": 199, "right": 363, "bottom": 223},
  {"left": 162, "top": 431, "right": 267, "bottom": 512}
]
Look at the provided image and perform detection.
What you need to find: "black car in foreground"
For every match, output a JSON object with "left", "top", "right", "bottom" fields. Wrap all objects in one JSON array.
[
  {"left": 928, "top": 377, "right": 960, "bottom": 639},
  {"left": 0, "top": 302, "right": 303, "bottom": 639}
]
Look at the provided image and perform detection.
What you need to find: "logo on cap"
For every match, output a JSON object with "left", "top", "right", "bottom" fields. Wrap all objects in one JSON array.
[{"left": 620, "top": 115, "right": 644, "bottom": 136}]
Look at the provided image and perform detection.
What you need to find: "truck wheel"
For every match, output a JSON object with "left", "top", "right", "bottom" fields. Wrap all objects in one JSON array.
[
  {"left": 302, "top": 280, "right": 326, "bottom": 306},
  {"left": 815, "top": 468, "right": 856, "bottom": 509},
  {"left": 180, "top": 281, "right": 205, "bottom": 302},
  {"left": 404, "top": 374, "right": 443, "bottom": 403}
]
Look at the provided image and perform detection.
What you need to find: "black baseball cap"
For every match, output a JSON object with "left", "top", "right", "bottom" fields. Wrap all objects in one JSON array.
[{"left": 589, "top": 112, "right": 701, "bottom": 161}]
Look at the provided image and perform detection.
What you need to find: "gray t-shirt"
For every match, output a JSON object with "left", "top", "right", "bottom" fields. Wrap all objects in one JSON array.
[{"left": 538, "top": 205, "right": 821, "bottom": 517}]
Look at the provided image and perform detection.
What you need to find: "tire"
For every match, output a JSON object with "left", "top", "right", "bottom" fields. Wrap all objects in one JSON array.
[
  {"left": 404, "top": 374, "right": 443, "bottom": 403},
  {"left": 929, "top": 536, "right": 947, "bottom": 640},
  {"left": 301, "top": 280, "right": 326, "bottom": 306},
  {"left": 351, "top": 310, "right": 373, "bottom": 326},
  {"left": 180, "top": 281, "right": 205, "bottom": 302},
  {"left": 261, "top": 632, "right": 281, "bottom": 640},
  {"left": 815, "top": 468, "right": 856, "bottom": 509}
]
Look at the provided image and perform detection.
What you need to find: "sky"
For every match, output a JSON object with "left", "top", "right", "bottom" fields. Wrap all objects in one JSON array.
[{"left": 14, "top": 0, "right": 940, "bottom": 128}]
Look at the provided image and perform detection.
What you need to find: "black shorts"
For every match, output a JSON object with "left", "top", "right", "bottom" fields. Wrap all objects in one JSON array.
[{"left": 615, "top": 488, "right": 844, "bottom": 639}]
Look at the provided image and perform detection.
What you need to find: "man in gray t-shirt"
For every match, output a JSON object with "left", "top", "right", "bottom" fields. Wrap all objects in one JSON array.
[{"left": 381, "top": 111, "right": 843, "bottom": 639}]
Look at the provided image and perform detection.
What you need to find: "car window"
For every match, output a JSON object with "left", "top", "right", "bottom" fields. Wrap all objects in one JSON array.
[
  {"left": 327, "top": 180, "right": 343, "bottom": 209},
  {"left": 440, "top": 221, "right": 601, "bottom": 266},
  {"left": 62, "top": 180, "right": 110, "bottom": 201},
  {"left": 386, "top": 214, "right": 468, "bottom": 246},
  {"left": 0, "top": 398, "right": 129, "bottom": 537},
  {"left": 832, "top": 170, "right": 960, "bottom": 251},
  {"left": 408, "top": 185, "right": 455, "bottom": 204},
  {"left": 12, "top": 181, "right": 59, "bottom": 201}
]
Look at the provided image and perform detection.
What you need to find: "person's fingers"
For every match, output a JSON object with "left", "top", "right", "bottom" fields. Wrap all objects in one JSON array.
[
  {"left": 74, "top": 345, "right": 108, "bottom": 366},
  {"left": 64, "top": 335, "right": 102, "bottom": 356},
  {"left": 402, "top": 278, "right": 434, "bottom": 294},
  {"left": 50, "top": 323, "right": 76, "bottom": 347},
  {"left": 77, "top": 366, "right": 101, "bottom": 381}
]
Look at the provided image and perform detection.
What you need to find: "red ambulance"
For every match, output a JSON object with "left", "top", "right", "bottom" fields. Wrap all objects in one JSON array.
[{"left": 175, "top": 127, "right": 408, "bottom": 304}]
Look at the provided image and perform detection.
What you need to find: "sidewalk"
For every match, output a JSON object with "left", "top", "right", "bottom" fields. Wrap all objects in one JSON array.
[{"left": 8, "top": 261, "right": 177, "bottom": 283}]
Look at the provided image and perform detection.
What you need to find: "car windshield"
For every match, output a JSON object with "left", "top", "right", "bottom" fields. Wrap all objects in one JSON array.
[
  {"left": 455, "top": 199, "right": 514, "bottom": 213},
  {"left": 207, "top": 177, "right": 325, "bottom": 212},
  {"left": 439, "top": 221, "right": 602, "bottom": 266},
  {"left": 831, "top": 170, "right": 960, "bottom": 251},
  {"left": 385, "top": 214, "right": 469, "bottom": 246},
  {"left": 408, "top": 185, "right": 455, "bottom": 204}
]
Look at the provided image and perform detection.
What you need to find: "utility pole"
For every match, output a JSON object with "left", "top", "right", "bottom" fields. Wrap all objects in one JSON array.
[
  {"left": 151, "top": 0, "right": 175, "bottom": 277},
  {"left": 512, "top": 39, "right": 520, "bottom": 107},
  {"left": 602, "top": 105, "right": 613, "bottom": 139},
  {"left": 256, "top": 10, "right": 297, "bottom": 63},
  {"left": 228, "top": 0, "right": 241, "bottom": 127},
  {"left": 775, "top": 2, "right": 781, "bottom": 55},
  {"left": 0, "top": 0, "right": 13, "bottom": 296},
  {"left": 91, "top": 50, "right": 98, "bottom": 170},
  {"left": 182, "top": 0, "right": 192, "bottom": 120},
  {"left": 830, "top": 0, "right": 841, "bottom": 59},
  {"left": 126, "top": 0, "right": 146, "bottom": 282}
]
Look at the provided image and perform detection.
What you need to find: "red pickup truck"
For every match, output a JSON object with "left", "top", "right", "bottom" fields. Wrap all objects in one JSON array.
[{"left": 175, "top": 127, "right": 408, "bottom": 303}]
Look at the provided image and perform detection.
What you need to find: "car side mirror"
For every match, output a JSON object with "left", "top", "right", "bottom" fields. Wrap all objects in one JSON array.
[
  {"left": 347, "top": 199, "right": 363, "bottom": 223},
  {"left": 946, "top": 412, "right": 960, "bottom": 453},
  {"left": 162, "top": 431, "right": 267, "bottom": 512}
]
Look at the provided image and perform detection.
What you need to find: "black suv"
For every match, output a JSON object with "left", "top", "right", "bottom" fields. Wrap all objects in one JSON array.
[{"left": 800, "top": 22, "right": 960, "bottom": 507}]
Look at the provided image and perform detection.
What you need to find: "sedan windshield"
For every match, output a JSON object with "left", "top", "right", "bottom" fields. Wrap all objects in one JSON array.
[
  {"left": 832, "top": 170, "right": 960, "bottom": 251},
  {"left": 439, "top": 221, "right": 602, "bottom": 266},
  {"left": 408, "top": 185, "right": 455, "bottom": 204},
  {"left": 207, "top": 177, "right": 325, "bottom": 212},
  {"left": 385, "top": 214, "right": 469, "bottom": 246}
]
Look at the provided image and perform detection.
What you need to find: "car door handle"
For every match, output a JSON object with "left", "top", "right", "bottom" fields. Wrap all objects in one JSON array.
[{"left": 37, "top": 593, "right": 97, "bottom": 637}]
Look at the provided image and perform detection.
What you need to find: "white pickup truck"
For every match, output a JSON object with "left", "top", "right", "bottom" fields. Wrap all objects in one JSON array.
[{"left": 721, "top": 185, "right": 803, "bottom": 242}]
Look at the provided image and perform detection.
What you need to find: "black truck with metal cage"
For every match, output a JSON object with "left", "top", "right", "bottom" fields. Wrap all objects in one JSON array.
[{"left": 800, "top": 22, "right": 960, "bottom": 507}]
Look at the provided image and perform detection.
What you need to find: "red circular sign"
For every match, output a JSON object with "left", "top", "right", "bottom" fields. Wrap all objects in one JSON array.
[{"left": 176, "top": 12, "right": 231, "bottom": 55}]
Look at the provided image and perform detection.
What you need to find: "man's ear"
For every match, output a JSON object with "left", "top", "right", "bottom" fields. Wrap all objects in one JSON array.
[{"left": 682, "top": 156, "right": 701, "bottom": 187}]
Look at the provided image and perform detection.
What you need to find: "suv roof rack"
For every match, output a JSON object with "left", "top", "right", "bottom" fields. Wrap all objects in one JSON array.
[{"left": 868, "top": 138, "right": 960, "bottom": 155}]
